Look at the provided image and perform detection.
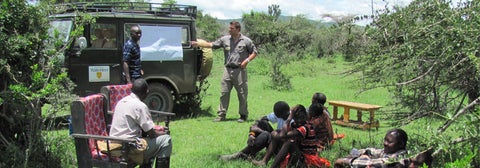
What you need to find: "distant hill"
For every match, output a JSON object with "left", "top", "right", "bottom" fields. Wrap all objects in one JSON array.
[{"left": 216, "top": 15, "right": 336, "bottom": 28}]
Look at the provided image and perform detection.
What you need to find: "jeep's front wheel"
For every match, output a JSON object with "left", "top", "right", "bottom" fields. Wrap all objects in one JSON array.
[{"left": 145, "top": 83, "right": 174, "bottom": 113}]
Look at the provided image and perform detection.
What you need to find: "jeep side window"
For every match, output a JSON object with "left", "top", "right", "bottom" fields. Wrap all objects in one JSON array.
[
  {"left": 90, "top": 23, "right": 116, "bottom": 48},
  {"left": 124, "top": 23, "right": 187, "bottom": 61},
  {"left": 181, "top": 26, "right": 190, "bottom": 47}
]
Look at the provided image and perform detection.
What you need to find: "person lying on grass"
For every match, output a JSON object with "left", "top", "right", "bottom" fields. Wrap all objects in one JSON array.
[
  {"left": 334, "top": 128, "right": 433, "bottom": 168},
  {"left": 219, "top": 101, "right": 291, "bottom": 161}
]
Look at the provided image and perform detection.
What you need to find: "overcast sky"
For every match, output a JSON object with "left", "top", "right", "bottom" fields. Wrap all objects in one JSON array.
[{"left": 152, "top": 0, "right": 413, "bottom": 23}]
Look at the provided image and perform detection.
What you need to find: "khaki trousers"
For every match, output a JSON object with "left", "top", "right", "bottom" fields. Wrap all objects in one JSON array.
[{"left": 218, "top": 67, "right": 248, "bottom": 117}]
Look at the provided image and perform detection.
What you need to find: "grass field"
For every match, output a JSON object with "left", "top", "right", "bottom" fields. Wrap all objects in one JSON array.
[
  {"left": 168, "top": 52, "right": 412, "bottom": 168},
  {"left": 51, "top": 51, "right": 457, "bottom": 167}
]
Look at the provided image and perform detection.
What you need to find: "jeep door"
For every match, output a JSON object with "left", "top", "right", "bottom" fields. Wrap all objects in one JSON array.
[{"left": 68, "top": 21, "right": 122, "bottom": 96}]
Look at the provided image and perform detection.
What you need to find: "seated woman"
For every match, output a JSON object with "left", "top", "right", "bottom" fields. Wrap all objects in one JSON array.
[{"left": 334, "top": 128, "right": 432, "bottom": 168}]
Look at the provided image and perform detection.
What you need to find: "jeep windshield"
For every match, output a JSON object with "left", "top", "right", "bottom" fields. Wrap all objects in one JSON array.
[{"left": 48, "top": 19, "right": 73, "bottom": 45}]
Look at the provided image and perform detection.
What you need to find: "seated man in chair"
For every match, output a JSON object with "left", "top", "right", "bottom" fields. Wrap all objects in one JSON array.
[{"left": 109, "top": 78, "right": 172, "bottom": 168}]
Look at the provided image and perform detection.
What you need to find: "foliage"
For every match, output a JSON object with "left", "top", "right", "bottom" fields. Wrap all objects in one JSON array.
[
  {"left": 242, "top": 6, "right": 288, "bottom": 91},
  {"left": 162, "top": 0, "right": 176, "bottom": 5},
  {"left": 0, "top": 0, "right": 89, "bottom": 167},
  {"left": 195, "top": 10, "right": 223, "bottom": 41},
  {"left": 444, "top": 149, "right": 476, "bottom": 168},
  {"left": 262, "top": 43, "right": 292, "bottom": 91},
  {"left": 359, "top": 0, "right": 480, "bottom": 115},
  {"left": 51, "top": 0, "right": 148, "bottom": 3},
  {"left": 339, "top": 22, "right": 368, "bottom": 61},
  {"left": 311, "top": 26, "right": 340, "bottom": 57},
  {"left": 355, "top": 0, "right": 480, "bottom": 165},
  {"left": 314, "top": 14, "right": 369, "bottom": 60},
  {"left": 242, "top": 8, "right": 279, "bottom": 47},
  {"left": 173, "top": 79, "right": 211, "bottom": 118},
  {"left": 242, "top": 5, "right": 321, "bottom": 91}
]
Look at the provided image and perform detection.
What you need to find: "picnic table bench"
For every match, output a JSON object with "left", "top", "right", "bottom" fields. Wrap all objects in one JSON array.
[{"left": 328, "top": 100, "right": 381, "bottom": 130}]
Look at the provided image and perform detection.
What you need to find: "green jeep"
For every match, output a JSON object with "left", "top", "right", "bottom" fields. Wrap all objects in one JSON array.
[{"left": 49, "top": 2, "right": 211, "bottom": 112}]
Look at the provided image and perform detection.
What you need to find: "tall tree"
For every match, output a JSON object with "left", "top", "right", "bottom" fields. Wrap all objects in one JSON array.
[
  {"left": 359, "top": 0, "right": 480, "bottom": 117},
  {"left": 356, "top": 0, "right": 480, "bottom": 165}
]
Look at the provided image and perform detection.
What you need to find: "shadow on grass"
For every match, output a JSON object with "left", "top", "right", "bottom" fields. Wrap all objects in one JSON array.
[{"left": 172, "top": 103, "right": 215, "bottom": 119}]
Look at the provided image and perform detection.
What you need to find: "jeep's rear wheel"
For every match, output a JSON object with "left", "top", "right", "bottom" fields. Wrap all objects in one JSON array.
[{"left": 145, "top": 83, "right": 174, "bottom": 113}]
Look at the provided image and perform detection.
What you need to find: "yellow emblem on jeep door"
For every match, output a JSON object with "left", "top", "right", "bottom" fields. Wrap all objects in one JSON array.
[{"left": 96, "top": 71, "right": 102, "bottom": 79}]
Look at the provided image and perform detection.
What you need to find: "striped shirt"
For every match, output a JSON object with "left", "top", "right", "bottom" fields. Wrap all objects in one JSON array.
[
  {"left": 351, "top": 148, "right": 408, "bottom": 168},
  {"left": 296, "top": 123, "right": 318, "bottom": 155},
  {"left": 123, "top": 39, "right": 142, "bottom": 79}
]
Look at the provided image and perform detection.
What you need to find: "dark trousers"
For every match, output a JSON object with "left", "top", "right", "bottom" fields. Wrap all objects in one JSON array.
[{"left": 241, "top": 131, "right": 271, "bottom": 157}]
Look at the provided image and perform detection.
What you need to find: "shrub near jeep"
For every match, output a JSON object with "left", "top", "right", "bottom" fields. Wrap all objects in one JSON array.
[{"left": 49, "top": 2, "right": 211, "bottom": 112}]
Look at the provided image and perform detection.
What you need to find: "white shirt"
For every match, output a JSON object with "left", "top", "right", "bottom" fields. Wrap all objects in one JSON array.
[{"left": 109, "top": 93, "right": 155, "bottom": 138}]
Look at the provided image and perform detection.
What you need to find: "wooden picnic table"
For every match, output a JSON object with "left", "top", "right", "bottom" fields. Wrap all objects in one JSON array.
[{"left": 328, "top": 100, "right": 382, "bottom": 130}]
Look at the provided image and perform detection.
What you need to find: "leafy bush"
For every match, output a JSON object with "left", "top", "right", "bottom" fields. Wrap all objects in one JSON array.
[
  {"left": 0, "top": 1, "right": 86, "bottom": 167},
  {"left": 173, "top": 79, "right": 211, "bottom": 117}
]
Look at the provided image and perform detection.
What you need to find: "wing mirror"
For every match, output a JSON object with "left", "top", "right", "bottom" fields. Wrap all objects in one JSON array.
[
  {"left": 76, "top": 37, "right": 87, "bottom": 49},
  {"left": 74, "top": 37, "right": 87, "bottom": 57}
]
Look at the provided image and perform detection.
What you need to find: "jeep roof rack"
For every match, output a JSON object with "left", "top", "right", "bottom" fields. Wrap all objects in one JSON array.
[{"left": 56, "top": 2, "right": 197, "bottom": 18}]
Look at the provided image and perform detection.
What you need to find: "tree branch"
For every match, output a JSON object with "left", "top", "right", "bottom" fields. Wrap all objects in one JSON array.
[
  {"left": 396, "top": 62, "right": 437, "bottom": 86},
  {"left": 438, "top": 96, "right": 480, "bottom": 132}
]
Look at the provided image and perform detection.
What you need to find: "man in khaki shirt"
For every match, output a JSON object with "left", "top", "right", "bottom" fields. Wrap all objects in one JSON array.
[{"left": 192, "top": 21, "right": 258, "bottom": 123}]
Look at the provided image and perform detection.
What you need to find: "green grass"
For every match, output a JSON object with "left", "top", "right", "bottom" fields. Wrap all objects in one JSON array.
[
  {"left": 54, "top": 52, "right": 457, "bottom": 167},
  {"left": 167, "top": 52, "right": 401, "bottom": 167}
]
